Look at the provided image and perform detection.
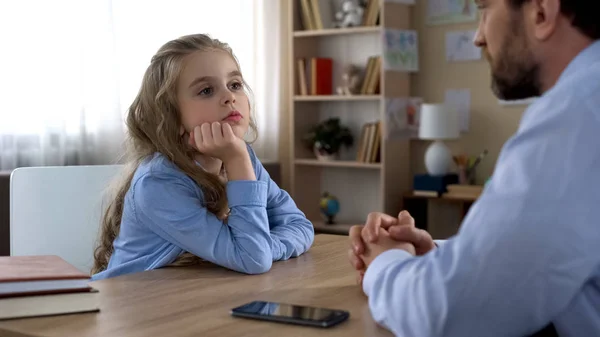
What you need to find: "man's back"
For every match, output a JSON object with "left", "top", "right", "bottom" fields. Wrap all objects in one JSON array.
[
  {"left": 524, "top": 41, "right": 600, "bottom": 336},
  {"left": 451, "top": 40, "right": 600, "bottom": 337}
]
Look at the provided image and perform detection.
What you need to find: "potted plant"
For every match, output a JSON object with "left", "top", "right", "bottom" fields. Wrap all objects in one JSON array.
[{"left": 303, "top": 117, "right": 354, "bottom": 161}]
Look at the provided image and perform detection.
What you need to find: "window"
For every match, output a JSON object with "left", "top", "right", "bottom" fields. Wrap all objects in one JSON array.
[{"left": 0, "top": 0, "right": 278, "bottom": 169}]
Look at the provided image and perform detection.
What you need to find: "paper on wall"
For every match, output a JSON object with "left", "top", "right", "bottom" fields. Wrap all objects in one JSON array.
[
  {"left": 446, "top": 30, "right": 481, "bottom": 62},
  {"left": 427, "top": 0, "right": 477, "bottom": 25},
  {"left": 382, "top": 29, "right": 419, "bottom": 72},
  {"left": 384, "top": 97, "right": 423, "bottom": 139},
  {"left": 445, "top": 89, "right": 471, "bottom": 132}
]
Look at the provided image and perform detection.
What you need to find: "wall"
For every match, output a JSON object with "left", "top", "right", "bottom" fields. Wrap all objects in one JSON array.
[
  {"left": 279, "top": 2, "right": 529, "bottom": 191},
  {"left": 278, "top": 1, "right": 530, "bottom": 235},
  {"left": 409, "top": 2, "right": 526, "bottom": 183},
  {"left": 407, "top": 1, "right": 531, "bottom": 238}
]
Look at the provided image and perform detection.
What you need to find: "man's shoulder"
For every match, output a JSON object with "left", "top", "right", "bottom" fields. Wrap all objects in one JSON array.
[
  {"left": 551, "top": 41, "right": 600, "bottom": 109},
  {"left": 575, "top": 62, "right": 600, "bottom": 116},
  {"left": 556, "top": 62, "right": 600, "bottom": 104},
  {"left": 523, "top": 63, "right": 600, "bottom": 128}
]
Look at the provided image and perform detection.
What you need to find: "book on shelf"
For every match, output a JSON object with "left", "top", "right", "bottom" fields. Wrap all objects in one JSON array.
[
  {"left": 360, "top": 55, "right": 381, "bottom": 95},
  {"left": 296, "top": 57, "right": 333, "bottom": 95},
  {"left": 297, "top": 0, "right": 379, "bottom": 31},
  {"left": 299, "top": 0, "right": 332, "bottom": 30},
  {"left": 362, "top": 0, "right": 381, "bottom": 26},
  {"left": 297, "top": 58, "right": 308, "bottom": 96},
  {"left": 296, "top": 55, "right": 380, "bottom": 97},
  {"left": 0, "top": 255, "right": 100, "bottom": 320},
  {"left": 299, "top": 0, "right": 314, "bottom": 30},
  {"left": 356, "top": 121, "right": 381, "bottom": 163},
  {"left": 311, "top": 58, "right": 333, "bottom": 95}
]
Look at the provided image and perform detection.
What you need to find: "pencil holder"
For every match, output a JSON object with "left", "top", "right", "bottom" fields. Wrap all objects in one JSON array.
[
  {"left": 458, "top": 165, "right": 476, "bottom": 185},
  {"left": 458, "top": 165, "right": 468, "bottom": 184}
]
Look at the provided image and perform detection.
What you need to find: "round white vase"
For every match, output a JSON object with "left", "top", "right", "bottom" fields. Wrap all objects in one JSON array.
[{"left": 424, "top": 140, "right": 451, "bottom": 176}]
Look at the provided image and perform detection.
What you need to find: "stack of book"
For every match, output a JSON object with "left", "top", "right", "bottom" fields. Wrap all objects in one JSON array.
[
  {"left": 444, "top": 184, "right": 483, "bottom": 200},
  {"left": 0, "top": 255, "right": 99, "bottom": 320},
  {"left": 359, "top": 55, "right": 381, "bottom": 95},
  {"left": 356, "top": 121, "right": 381, "bottom": 163},
  {"left": 296, "top": 57, "right": 333, "bottom": 96},
  {"left": 295, "top": 55, "right": 381, "bottom": 97}
]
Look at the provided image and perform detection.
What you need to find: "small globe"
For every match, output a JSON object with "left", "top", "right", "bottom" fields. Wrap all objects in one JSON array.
[{"left": 319, "top": 192, "right": 339, "bottom": 224}]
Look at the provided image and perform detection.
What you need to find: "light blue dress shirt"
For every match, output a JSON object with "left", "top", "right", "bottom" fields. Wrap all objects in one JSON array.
[
  {"left": 91, "top": 144, "right": 314, "bottom": 280},
  {"left": 363, "top": 40, "right": 600, "bottom": 337}
]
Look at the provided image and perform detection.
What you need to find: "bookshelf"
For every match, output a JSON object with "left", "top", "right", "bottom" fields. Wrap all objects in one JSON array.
[
  {"left": 293, "top": 94, "right": 381, "bottom": 101},
  {"left": 293, "top": 25, "right": 381, "bottom": 37},
  {"left": 288, "top": 0, "right": 413, "bottom": 234},
  {"left": 295, "top": 158, "right": 382, "bottom": 169}
]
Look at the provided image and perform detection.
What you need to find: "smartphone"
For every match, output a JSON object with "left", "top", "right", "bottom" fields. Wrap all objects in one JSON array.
[{"left": 230, "top": 300, "right": 350, "bottom": 328}]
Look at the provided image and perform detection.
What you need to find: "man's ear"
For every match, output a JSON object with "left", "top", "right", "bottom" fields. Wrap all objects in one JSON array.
[
  {"left": 530, "top": 0, "right": 560, "bottom": 41},
  {"left": 179, "top": 125, "right": 185, "bottom": 136}
]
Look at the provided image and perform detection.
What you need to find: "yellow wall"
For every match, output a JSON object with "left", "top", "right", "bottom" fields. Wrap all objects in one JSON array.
[{"left": 409, "top": 2, "right": 526, "bottom": 183}]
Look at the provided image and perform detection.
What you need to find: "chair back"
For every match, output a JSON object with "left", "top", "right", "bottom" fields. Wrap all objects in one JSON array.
[{"left": 10, "top": 165, "right": 123, "bottom": 273}]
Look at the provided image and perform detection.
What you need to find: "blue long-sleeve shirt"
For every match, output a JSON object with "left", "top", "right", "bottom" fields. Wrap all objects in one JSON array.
[
  {"left": 91, "top": 145, "right": 314, "bottom": 280},
  {"left": 363, "top": 40, "right": 600, "bottom": 337}
]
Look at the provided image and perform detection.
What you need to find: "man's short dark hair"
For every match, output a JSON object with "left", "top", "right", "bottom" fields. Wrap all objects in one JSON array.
[{"left": 508, "top": 0, "right": 599, "bottom": 39}]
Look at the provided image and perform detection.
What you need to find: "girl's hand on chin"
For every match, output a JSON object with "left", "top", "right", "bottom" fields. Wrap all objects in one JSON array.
[{"left": 189, "top": 122, "right": 247, "bottom": 164}]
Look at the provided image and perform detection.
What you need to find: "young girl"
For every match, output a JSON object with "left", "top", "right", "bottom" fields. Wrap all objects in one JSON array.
[{"left": 90, "top": 34, "right": 314, "bottom": 280}]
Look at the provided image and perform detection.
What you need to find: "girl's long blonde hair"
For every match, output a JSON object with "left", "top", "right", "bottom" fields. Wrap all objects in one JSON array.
[{"left": 91, "top": 34, "right": 257, "bottom": 275}]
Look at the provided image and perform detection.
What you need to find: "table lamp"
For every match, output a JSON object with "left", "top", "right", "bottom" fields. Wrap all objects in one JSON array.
[{"left": 418, "top": 103, "right": 459, "bottom": 176}]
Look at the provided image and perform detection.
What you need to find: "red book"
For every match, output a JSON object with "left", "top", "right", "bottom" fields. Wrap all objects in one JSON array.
[{"left": 311, "top": 57, "right": 333, "bottom": 95}]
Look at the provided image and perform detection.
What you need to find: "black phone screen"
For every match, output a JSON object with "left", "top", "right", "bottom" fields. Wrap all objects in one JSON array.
[{"left": 230, "top": 300, "right": 349, "bottom": 328}]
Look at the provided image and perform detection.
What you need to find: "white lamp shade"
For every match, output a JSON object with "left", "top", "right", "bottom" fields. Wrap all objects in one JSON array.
[{"left": 418, "top": 103, "right": 460, "bottom": 140}]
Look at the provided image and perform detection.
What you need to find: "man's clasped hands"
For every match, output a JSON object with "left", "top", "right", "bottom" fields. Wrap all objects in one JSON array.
[{"left": 347, "top": 211, "right": 436, "bottom": 285}]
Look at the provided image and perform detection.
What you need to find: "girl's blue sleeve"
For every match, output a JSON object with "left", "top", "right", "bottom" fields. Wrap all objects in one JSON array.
[
  {"left": 248, "top": 148, "right": 315, "bottom": 261},
  {"left": 132, "top": 171, "right": 273, "bottom": 274}
]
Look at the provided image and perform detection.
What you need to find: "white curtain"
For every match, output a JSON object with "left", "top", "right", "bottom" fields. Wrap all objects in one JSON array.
[
  {"left": 0, "top": 0, "right": 281, "bottom": 171},
  {"left": 0, "top": 0, "right": 123, "bottom": 169},
  {"left": 252, "top": 0, "right": 282, "bottom": 161}
]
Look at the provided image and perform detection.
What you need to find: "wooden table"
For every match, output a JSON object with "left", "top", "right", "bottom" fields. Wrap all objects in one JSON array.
[
  {"left": 0, "top": 235, "right": 392, "bottom": 337},
  {"left": 312, "top": 221, "right": 355, "bottom": 235}
]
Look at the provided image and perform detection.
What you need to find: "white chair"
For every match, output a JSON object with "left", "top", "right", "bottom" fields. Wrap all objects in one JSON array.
[{"left": 10, "top": 165, "right": 123, "bottom": 274}]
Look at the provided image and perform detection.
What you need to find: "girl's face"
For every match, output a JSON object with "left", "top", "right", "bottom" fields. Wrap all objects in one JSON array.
[{"left": 177, "top": 50, "right": 250, "bottom": 139}]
